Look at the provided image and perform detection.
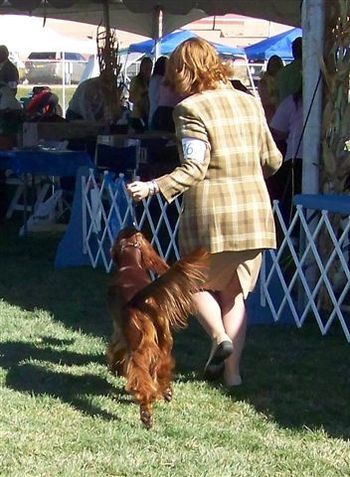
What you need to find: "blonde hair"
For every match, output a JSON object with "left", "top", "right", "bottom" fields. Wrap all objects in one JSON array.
[{"left": 164, "top": 37, "right": 231, "bottom": 96}]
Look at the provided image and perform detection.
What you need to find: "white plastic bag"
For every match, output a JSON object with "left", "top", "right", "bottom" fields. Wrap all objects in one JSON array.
[{"left": 19, "top": 189, "right": 63, "bottom": 236}]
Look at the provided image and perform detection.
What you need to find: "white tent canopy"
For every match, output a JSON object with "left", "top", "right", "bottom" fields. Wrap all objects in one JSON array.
[
  {"left": 0, "top": 15, "right": 96, "bottom": 55},
  {"left": 0, "top": 1, "right": 300, "bottom": 37}
]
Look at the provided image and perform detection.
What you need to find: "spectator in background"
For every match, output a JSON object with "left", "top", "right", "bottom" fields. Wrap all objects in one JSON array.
[
  {"left": 66, "top": 70, "right": 118, "bottom": 122},
  {"left": 129, "top": 56, "right": 153, "bottom": 132},
  {"left": 66, "top": 75, "right": 104, "bottom": 121},
  {"left": 258, "top": 55, "right": 284, "bottom": 122},
  {"left": 151, "top": 78, "right": 183, "bottom": 132},
  {"left": 276, "top": 37, "right": 302, "bottom": 104},
  {"left": 0, "top": 82, "right": 22, "bottom": 223},
  {"left": 225, "top": 58, "right": 252, "bottom": 95},
  {"left": 0, "top": 83, "right": 21, "bottom": 111},
  {"left": 26, "top": 87, "right": 64, "bottom": 122},
  {"left": 268, "top": 87, "right": 303, "bottom": 226},
  {"left": 0, "top": 45, "right": 19, "bottom": 92},
  {"left": 148, "top": 56, "right": 168, "bottom": 128}
]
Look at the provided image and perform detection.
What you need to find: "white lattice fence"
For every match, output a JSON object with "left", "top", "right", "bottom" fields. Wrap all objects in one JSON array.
[
  {"left": 262, "top": 196, "right": 350, "bottom": 342},
  {"left": 81, "top": 170, "right": 182, "bottom": 272},
  {"left": 81, "top": 170, "right": 350, "bottom": 342}
]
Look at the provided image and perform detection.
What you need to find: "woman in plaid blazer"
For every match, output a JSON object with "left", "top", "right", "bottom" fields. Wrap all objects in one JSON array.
[{"left": 127, "top": 38, "right": 282, "bottom": 388}]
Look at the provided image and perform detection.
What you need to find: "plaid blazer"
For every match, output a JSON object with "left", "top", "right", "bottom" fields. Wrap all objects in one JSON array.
[{"left": 156, "top": 83, "right": 282, "bottom": 255}]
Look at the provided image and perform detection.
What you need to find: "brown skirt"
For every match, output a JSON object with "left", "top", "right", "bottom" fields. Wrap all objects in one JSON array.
[{"left": 204, "top": 250, "right": 263, "bottom": 298}]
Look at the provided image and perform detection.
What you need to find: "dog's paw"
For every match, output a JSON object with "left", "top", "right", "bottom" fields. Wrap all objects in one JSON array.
[
  {"left": 140, "top": 409, "right": 153, "bottom": 429},
  {"left": 163, "top": 388, "right": 173, "bottom": 402}
]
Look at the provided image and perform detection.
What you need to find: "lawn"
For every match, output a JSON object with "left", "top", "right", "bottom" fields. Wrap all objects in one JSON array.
[{"left": 0, "top": 220, "right": 349, "bottom": 477}]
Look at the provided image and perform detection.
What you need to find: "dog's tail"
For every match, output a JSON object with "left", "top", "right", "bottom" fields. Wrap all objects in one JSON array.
[{"left": 128, "top": 247, "right": 210, "bottom": 330}]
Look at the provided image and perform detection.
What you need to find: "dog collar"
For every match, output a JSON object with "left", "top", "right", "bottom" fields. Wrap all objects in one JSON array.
[{"left": 120, "top": 240, "right": 142, "bottom": 252}]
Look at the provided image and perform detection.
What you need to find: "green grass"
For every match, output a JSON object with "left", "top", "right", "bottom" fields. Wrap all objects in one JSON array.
[{"left": 0, "top": 221, "right": 349, "bottom": 476}]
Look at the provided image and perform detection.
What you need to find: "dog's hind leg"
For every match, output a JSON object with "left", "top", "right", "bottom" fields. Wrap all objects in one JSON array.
[
  {"left": 124, "top": 309, "right": 159, "bottom": 428},
  {"left": 126, "top": 354, "right": 157, "bottom": 429}
]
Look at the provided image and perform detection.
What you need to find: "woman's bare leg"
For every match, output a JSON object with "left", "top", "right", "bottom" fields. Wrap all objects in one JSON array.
[
  {"left": 192, "top": 290, "right": 226, "bottom": 340},
  {"left": 217, "top": 273, "right": 247, "bottom": 385},
  {"left": 192, "top": 290, "right": 233, "bottom": 374}
]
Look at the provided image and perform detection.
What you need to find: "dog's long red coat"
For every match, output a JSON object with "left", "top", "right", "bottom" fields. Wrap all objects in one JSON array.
[{"left": 106, "top": 227, "right": 209, "bottom": 428}]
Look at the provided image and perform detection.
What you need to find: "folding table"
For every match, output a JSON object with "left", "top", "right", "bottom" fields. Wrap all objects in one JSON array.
[{"left": 0, "top": 148, "right": 94, "bottom": 234}]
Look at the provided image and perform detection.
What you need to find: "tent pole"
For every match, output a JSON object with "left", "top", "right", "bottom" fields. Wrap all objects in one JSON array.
[
  {"left": 299, "top": 0, "right": 325, "bottom": 301},
  {"left": 301, "top": 0, "right": 325, "bottom": 194},
  {"left": 103, "top": 0, "right": 111, "bottom": 31},
  {"left": 152, "top": 6, "right": 162, "bottom": 60},
  {"left": 62, "top": 51, "right": 66, "bottom": 116}
]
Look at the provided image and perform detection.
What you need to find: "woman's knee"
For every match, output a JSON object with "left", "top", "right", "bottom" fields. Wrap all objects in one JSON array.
[{"left": 218, "top": 273, "right": 243, "bottom": 311}]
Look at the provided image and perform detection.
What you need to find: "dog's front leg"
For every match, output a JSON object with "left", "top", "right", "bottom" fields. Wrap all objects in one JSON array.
[
  {"left": 156, "top": 336, "right": 175, "bottom": 403},
  {"left": 106, "top": 331, "right": 127, "bottom": 376},
  {"left": 140, "top": 403, "right": 153, "bottom": 429},
  {"left": 158, "top": 355, "right": 174, "bottom": 402}
]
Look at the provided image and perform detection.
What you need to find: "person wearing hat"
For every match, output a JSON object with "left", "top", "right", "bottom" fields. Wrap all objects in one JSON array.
[{"left": 0, "top": 45, "right": 19, "bottom": 92}]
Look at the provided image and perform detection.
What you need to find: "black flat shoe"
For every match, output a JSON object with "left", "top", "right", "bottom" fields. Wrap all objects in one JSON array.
[{"left": 204, "top": 340, "right": 233, "bottom": 377}]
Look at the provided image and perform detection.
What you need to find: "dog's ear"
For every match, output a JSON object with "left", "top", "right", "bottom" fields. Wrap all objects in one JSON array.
[
  {"left": 110, "top": 244, "right": 118, "bottom": 264},
  {"left": 139, "top": 234, "right": 169, "bottom": 275},
  {"left": 110, "top": 237, "right": 123, "bottom": 264}
]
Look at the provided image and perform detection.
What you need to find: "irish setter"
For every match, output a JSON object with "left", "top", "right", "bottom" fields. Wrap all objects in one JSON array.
[{"left": 106, "top": 227, "right": 209, "bottom": 428}]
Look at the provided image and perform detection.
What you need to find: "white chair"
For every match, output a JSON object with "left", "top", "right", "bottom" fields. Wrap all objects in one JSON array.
[{"left": 5, "top": 173, "right": 45, "bottom": 219}]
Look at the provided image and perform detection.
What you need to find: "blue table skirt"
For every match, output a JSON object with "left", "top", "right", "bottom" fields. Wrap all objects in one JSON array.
[
  {"left": 0, "top": 149, "right": 94, "bottom": 177},
  {"left": 0, "top": 152, "right": 12, "bottom": 171}
]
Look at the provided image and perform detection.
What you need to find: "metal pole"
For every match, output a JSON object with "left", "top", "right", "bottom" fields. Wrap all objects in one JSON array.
[
  {"left": 152, "top": 6, "right": 162, "bottom": 60},
  {"left": 301, "top": 0, "right": 325, "bottom": 194},
  {"left": 299, "top": 0, "right": 325, "bottom": 304},
  {"left": 61, "top": 51, "right": 66, "bottom": 116},
  {"left": 103, "top": 0, "right": 111, "bottom": 32}
]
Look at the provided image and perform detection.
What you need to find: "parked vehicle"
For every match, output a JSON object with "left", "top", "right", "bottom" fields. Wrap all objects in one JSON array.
[{"left": 25, "top": 52, "right": 87, "bottom": 85}]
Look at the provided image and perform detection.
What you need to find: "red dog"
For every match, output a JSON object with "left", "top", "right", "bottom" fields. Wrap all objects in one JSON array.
[{"left": 106, "top": 227, "right": 209, "bottom": 428}]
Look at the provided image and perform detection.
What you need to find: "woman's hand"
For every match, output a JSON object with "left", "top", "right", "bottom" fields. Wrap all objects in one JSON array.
[{"left": 126, "top": 181, "right": 150, "bottom": 202}]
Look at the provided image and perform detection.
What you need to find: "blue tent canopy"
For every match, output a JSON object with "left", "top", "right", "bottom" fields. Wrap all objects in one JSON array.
[
  {"left": 244, "top": 27, "right": 302, "bottom": 62},
  {"left": 128, "top": 30, "right": 246, "bottom": 58}
]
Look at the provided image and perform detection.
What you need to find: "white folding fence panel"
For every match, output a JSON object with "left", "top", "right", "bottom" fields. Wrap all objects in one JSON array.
[
  {"left": 81, "top": 170, "right": 182, "bottom": 273},
  {"left": 262, "top": 199, "right": 350, "bottom": 342},
  {"left": 81, "top": 170, "right": 350, "bottom": 342}
]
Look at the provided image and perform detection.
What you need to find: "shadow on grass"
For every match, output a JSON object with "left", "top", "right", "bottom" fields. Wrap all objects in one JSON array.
[
  {"left": 175, "top": 320, "right": 350, "bottom": 441},
  {"left": 0, "top": 340, "right": 103, "bottom": 368},
  {"left": 1, "top": 225, "right": 350, "bottom": 438},
  {"left": 0, "top": 226, "right": 111, "bottom": 339},
  {"left": 0, "top": 339, "right": 125, "bottom": 420}
]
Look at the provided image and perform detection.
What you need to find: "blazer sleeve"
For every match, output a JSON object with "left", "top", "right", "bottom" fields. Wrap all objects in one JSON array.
[
  {"left": 155, "top": 102, "right": 210, "bottom": 203},
  {"left": 257, "top": 102, "right": 283, "bottom": 178}
]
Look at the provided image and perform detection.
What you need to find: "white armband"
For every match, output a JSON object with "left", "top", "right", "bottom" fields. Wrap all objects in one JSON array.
[
  {"left": 181, "top": 138, "right": 207, "bottom": 163},
  {"left": 147, "top": 180, "right": 159, "bottom": 196}
]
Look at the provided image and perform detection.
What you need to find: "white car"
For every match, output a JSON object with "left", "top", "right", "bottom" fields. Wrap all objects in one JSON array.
[{"left": 25, "top": 51, "right": 87, "bottom": 85}]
